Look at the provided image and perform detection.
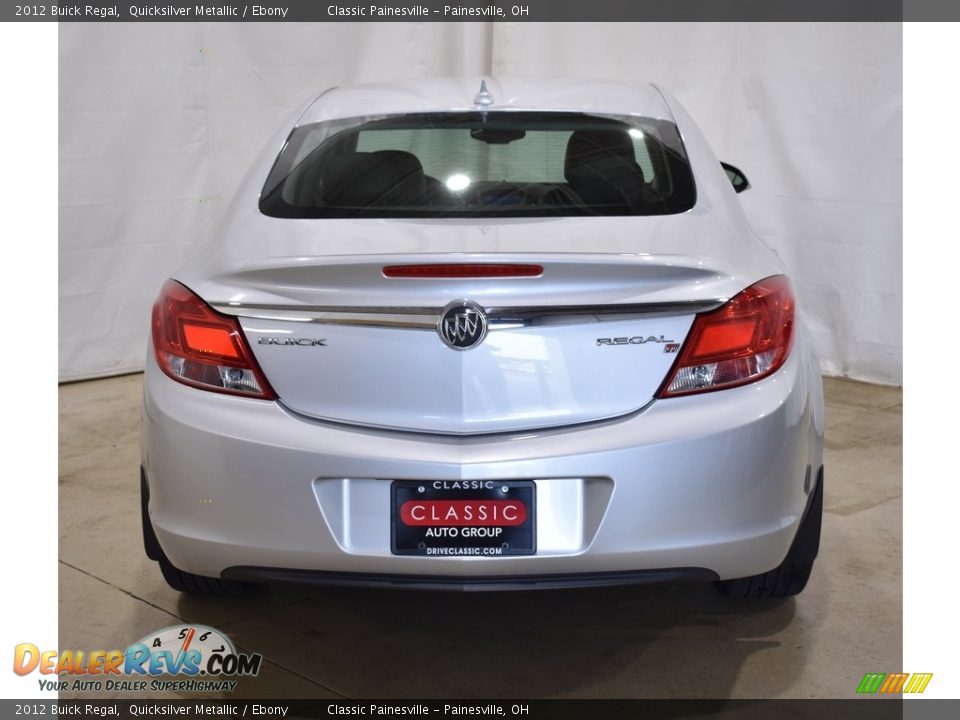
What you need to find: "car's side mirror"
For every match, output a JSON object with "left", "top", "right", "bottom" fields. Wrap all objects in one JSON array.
[{"left": 720, "top": 162, "right": 750, "bottom": 193}]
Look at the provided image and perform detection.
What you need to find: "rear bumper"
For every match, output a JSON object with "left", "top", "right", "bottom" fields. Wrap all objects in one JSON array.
[
  {"left": 141, "top": 337, "right": 824, "bottom": 583},
  {"left": 221, "top": 566, "right": 718, "bottom": 592}
]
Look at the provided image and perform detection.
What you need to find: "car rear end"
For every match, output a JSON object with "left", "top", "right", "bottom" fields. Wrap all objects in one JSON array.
[{"left": 141, "top": 79, "right": 824, "bottom": 593}]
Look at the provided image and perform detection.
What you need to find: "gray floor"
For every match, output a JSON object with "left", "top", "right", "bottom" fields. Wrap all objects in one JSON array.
[{"left": 59, "top": 375, "right": 901, "bottom": 699}]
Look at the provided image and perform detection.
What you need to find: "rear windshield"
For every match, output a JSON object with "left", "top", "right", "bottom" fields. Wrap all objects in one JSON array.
[{"left": 259, "top": 112, "right": 696, "bottom": 218}]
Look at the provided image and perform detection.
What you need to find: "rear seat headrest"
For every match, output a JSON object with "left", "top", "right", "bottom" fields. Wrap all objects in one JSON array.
[
  {"left": 564, "top": 129, "right": 641, "bottom": 183},
  {"left": 321, "top": 150, "right": 426, "bottom": 207}
]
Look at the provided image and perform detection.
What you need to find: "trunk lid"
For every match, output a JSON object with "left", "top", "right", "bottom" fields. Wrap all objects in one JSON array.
[
  {"left": 208, "top": 254, "right": 727, "bottom": 434},
  {"left": 181, "top": 214, "right": 780, "bottom": 434}
]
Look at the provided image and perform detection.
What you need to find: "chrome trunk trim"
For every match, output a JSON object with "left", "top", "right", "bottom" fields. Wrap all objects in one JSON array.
[{"left": 213, "top": 300, "right": 725, "bottom": 330}]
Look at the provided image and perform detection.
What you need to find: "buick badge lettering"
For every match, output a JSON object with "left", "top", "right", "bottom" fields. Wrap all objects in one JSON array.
[
  {"left": 438, "top": 301, "right": 487, "bottom": 350},
  {"left": 596, "top": 335, "right": 675, "bottom": 346},
  {"left": 258, "top": 337, "right": 327, "bottom": 346}
]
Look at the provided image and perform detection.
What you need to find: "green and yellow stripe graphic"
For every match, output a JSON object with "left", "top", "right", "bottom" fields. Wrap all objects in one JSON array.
[{"left": 857, "top": 672, "right": 933, "bottom": 694}]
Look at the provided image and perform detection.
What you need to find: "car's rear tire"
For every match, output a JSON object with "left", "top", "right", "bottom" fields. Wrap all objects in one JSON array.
[
  {"left": 157, "top": 555, "right": 250, "bottom": 597},
  {"left": 714, "top": 466, "right": 823, "bottom": 599},
  {"left": 141, "top": 467, "right": 251, "bottom": 597},
  {"left": 713, "top": 558, "right": 813, "bottom": 599}
]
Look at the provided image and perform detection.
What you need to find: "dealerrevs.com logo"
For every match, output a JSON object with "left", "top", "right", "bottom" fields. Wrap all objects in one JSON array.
[{"left": 14, "top": 625, "right": 262, "bottom": 693}]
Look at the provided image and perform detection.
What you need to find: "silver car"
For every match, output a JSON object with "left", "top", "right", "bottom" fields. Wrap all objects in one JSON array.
[{"left": 141, "top": 77, "right": 824, "bottom": 597}]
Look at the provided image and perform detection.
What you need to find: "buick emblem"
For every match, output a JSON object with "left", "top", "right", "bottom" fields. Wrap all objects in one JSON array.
[{"left": 438, "top": 300, "right": 487, "bottom": 350}]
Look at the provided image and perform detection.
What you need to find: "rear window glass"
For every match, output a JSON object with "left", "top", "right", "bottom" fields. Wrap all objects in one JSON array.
[{"left": 260, "top": 112, "right": 696, "bottom": 218}]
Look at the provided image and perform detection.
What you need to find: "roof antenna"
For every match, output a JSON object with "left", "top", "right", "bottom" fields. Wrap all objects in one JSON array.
[{"left": 473, "top": 80, "right": 494, "bottom": 120}]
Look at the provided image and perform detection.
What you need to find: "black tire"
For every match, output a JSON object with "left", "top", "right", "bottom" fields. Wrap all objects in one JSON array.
[
  {"left": 714, "top": 558, "right": 813, "bottom": 599},
  {"left": 714, "top": 466, "right": 823, "bottom": 599},
  {"left": 141, "top": 467, "right": 251, "bottom": 597},
  {"left": 141, "top": 468, "right": 163, "bottom": 561},
  {"left": 157, "top": 555, "right": 250, "bottom": 597}
]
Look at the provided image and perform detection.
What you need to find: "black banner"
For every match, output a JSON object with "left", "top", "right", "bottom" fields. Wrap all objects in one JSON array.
[
  {"left": 7, "top": 699, "right": 960, "bottom": 720},
  {"left": 0, "top": 0, "right": 930, "bottom": 24}
]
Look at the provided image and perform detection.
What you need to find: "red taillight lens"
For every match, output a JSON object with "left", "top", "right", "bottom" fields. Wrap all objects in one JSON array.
[
  {"left": 151, "top": 280, "right": 275, "bottom": 399},
  {"left": 658, "top": 275, "right": 795, "bottom": 397}
]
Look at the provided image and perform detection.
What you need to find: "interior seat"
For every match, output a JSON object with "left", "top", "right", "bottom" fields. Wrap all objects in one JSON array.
[
  {"left": 564, "top": 129, "right": 647, "bottom": 213},
  {"left": 371, "top": 150, "right": 427, "bottom": 206},
  {"left": 320, "top": 152, "right": 401, "bottom": 208}
]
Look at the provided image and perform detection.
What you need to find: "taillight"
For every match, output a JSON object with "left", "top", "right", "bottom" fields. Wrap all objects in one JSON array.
[
  {"left": 658, "top": 275, "right": 794, "bottom": 397},
  {"left": 151, "top": 280, "right": 275, "bottom": 399}
]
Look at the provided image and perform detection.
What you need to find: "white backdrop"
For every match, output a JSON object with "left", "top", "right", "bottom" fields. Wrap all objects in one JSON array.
[{"left": 59, "top": 22, "right": 902, "bottom": 384}]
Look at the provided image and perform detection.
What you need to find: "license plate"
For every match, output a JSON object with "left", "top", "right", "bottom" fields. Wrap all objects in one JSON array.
[{"left": 391, "top": 480, "right": 536, "bottom": 557}]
